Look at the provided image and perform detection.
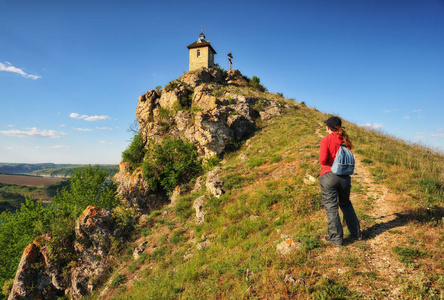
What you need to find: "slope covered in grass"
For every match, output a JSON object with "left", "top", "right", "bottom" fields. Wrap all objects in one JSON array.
[{"left": 86, "top": 91, "right": 443, "bottom": 299}]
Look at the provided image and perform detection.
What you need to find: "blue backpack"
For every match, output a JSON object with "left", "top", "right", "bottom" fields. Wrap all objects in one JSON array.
[{"left": 331, "top": 144, "right": 355, "bottom": 175}]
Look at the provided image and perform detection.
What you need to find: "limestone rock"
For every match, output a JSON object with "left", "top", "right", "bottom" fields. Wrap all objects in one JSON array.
[
  {"left": 114, "top": 162, "right": 162, "bottom": 213},
  {"left": 276, "top": 239, "right": 303, "bottom": 256},
  {"left": 259, "top": 101, "right": 285, "bottom": 121},
  {"left": 227, "top": 115, "right": 255, "bottom": 142},
  {"left": 133, "top": 241, "right": 148, "bottom": 260},
  {"left": 206, "top": 167, "right": 224, "bottom": 198},
  {"left": 185, "top": 108, "right": 233, "bottom": 157},
  {"left": 179, "top": 67, "right": 225, "bottom": 87},
  {"left": 159, "top": 83, "right": 191, "bottom": 109},
  {"left": 8, "top": 235, "right": 65, "bottom": 300},
  {"left": 191, "top": 176, "right": 203, "bottom": 193},
  {"left": 68, "top": 206, "right": 116, "bottom": 299},
  {"left": 193, "top": 195, "right": 206, "bottom": 225},
  {"left": 136, "top": 90, "right": 160, "bottom": 128},
  {"left": 192, "top": 85, "right": 218, "bottom": 110},
  {"left": 226, "top": 69, "right": 249, "bottom": 86},
  {"left": 196, "top": 240, "right": 210, "bottom": 250}
]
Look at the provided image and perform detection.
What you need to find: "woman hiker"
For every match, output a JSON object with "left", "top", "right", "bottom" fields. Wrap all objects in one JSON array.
[{"left": 319, "top": 116, "right": 362, "bottom": 246}]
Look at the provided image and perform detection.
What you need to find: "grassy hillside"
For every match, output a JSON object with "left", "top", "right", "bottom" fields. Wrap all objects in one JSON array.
[{"left": 88, "top": 97, "right": 444, "bottom": 299}]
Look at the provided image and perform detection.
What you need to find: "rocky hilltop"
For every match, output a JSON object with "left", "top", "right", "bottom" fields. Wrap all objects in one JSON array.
[
  {"left": 8, "top": 68, "right": 297, "bottom": 299},
  {"left": 114, "top": 68, "right": 296, "bottom": 213}
]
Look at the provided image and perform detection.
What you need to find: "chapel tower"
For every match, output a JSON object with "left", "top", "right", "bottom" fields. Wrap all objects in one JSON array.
[{"left": 187, "top": 28, "right": 217, "bottom": 71}]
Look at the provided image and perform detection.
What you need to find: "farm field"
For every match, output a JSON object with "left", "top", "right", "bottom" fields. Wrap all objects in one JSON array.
[{"left": 0, "top": 174, "right": 64, "bottom": 187}]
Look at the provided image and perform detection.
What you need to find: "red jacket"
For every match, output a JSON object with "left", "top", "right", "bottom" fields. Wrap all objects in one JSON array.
[{"left": 319, "top": 132, "right": 344, "bottom": 176}]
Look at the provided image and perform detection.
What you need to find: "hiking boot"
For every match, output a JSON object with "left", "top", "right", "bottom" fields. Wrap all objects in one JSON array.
[{"left": 324, "top": 236, "right": 342, "bottom": 246}]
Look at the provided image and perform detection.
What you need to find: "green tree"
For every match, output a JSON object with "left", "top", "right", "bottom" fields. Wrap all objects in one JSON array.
[
  {"left": 0, "top": 166, "right": 119, "bottom": 298},
  {"left": 142, "top": 138, "right": 202, "bottom": 195},
  {"left": 122, "top": 134, "right": 146, "bottom": 170}
]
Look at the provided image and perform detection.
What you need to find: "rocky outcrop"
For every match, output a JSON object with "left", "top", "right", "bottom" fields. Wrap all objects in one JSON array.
[
  {"left": 9, "top": 206, "right": 129, "bottom": 300},
  {"left": 134, "top": 68, "right": 291, "bottom": 159},
  {"left": 8, "top": 235, "right": 65, "bottom": 300},
  {"left": 193, "top": 195, "right": 206, "bottom": 225},
  {"left": 113, "top": 162, "right": 165, "bottom": 213},
  {"left": 225, "top": 69, "right": 249, "bottom": 86},
  {"left": 179, "top": 67, "right": 225, "bottom": 87},
  {"left": 68, "top": 206, "right": 117, "bottom": 299},
  {"left": 206, "top": 167, "right": 224, "bottom": 198}
]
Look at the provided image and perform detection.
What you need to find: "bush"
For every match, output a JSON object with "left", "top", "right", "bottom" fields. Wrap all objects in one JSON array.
[
  {"left": 122, "top": 134, "right": 146, "bottom": 170},
  {"left": 249, "top": 76, "right": 266, "bottom": 92},
  {"left": 142, "top": 138, "right": 202, "bottom": 196},
  {"left": 164, "top": 81, "right": 178, "bottom": 92}
]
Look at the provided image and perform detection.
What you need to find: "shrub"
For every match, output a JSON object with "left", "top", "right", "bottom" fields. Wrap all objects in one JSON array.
[
  {"left": 249, "top": 76, "right": 266, "bottom": 92},
  {"left": 122, "top": 134, "right": 146, "bottom": 170},
  {"left": 164, "top": 81, "right": 178, "bottom": 92},
  {"left": 142, "top": 138, "right": 202, "bottom": 196}
]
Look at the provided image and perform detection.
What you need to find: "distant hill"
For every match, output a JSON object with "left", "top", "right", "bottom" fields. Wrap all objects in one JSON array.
[
  {"left": 30, "top": 165, "right": 119, "bottom": 178},
  {"left": 0, "top": 163, "right": 78, "bottom": 174}
]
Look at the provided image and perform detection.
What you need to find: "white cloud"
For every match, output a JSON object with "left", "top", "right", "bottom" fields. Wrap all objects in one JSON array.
[
  {"left": 73, "top": 127, "right": 93, "bottom": 132},
  {"left": 100, "top": 140, "right": 112, "bottom": 144},
  {"left": 7, "top": 124, "right": 15, "bottom": 127},
  {"left": 50, "top": 145, "right": 69, "bottom": 149},
  {"left": 402, "top": 115, "right": 411, "bottom": 119},
  {"left": 382, "top": 109, "right": 396, "bottom": 113},
  {"left": 431, "top": 133, "right": 444, "bottom": 138},
  {"left": 0, "top": 127, "right": 65, "bottom": 138},
  {"left": 359, "top": 123, "right": 383, "bottom": 130},
  {"left": 70, "top": 112, "right": 111, "bottom": 121},
  {"left": 96, "top": 127, "right": 113, "bottom": 130},
  {"left": 0, "top": 62, "right": 41, "bottom": 80}
]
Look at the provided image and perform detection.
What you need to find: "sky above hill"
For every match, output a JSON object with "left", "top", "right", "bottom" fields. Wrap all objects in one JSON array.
[{"left": 1, "top": 0, "right": 443, "bottom": 164}]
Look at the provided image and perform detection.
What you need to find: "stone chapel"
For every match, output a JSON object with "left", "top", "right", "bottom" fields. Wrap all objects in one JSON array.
[{"left": 187, "top": 29, "right": 217, "bottom": 71}]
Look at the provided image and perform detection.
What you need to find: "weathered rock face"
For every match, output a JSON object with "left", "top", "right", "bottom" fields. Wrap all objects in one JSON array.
[
  {"left": 159, "top": 83, "right": 191, "bottom": 109},
  {"left": 226, "top": 69, "right": 249, "bottom": 86},
  {"left": 134, "top": 68, "right": 277, "bottom": 158},
  {"left": 9, "top": 206, "right": 127, "bottom": 300},
  {"left": 8, "top": 235, "right": 65, "bottom": 300},
  {"left": 113, "top": 162, "right": 166, "bottom": 213},
  {"left": 179, "top": 67, "right": 225, "bottom": 87},
  {"left": 68, "top": 206, "right": 116, "bottom": 299}
]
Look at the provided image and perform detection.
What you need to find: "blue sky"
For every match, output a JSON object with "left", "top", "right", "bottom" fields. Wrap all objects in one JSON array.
[{"left": 1, "top": 0, "right": 443, "bottom": 164}]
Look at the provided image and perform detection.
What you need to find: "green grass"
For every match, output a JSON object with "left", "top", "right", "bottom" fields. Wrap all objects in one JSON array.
[{"left": 67, "top": 85, "right": 444, "bottom": 299}]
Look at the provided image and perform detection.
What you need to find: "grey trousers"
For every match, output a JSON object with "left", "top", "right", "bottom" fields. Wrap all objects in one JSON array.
[{"left": 320, "top": 172, "right": 361, "bottom": 245}]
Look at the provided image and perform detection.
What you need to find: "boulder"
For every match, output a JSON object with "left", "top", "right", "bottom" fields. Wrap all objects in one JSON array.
[
  {"left": 193, "top": 195, "right": 206, "bottom": 225},
  {"left": 133, "top": 241, "right": 148, "bottom": 260},
  {"left": 225, "top": 69, "right": 249, "bottom": 86},
  {"left": 206, "top": 167, "right": 224, "bottom": 198},
  {"left": 259, "top": 101, "right": 285, "bottom": 121},
  {"left": 276, "top": 239, "right": 303, "bottom": 256}
]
